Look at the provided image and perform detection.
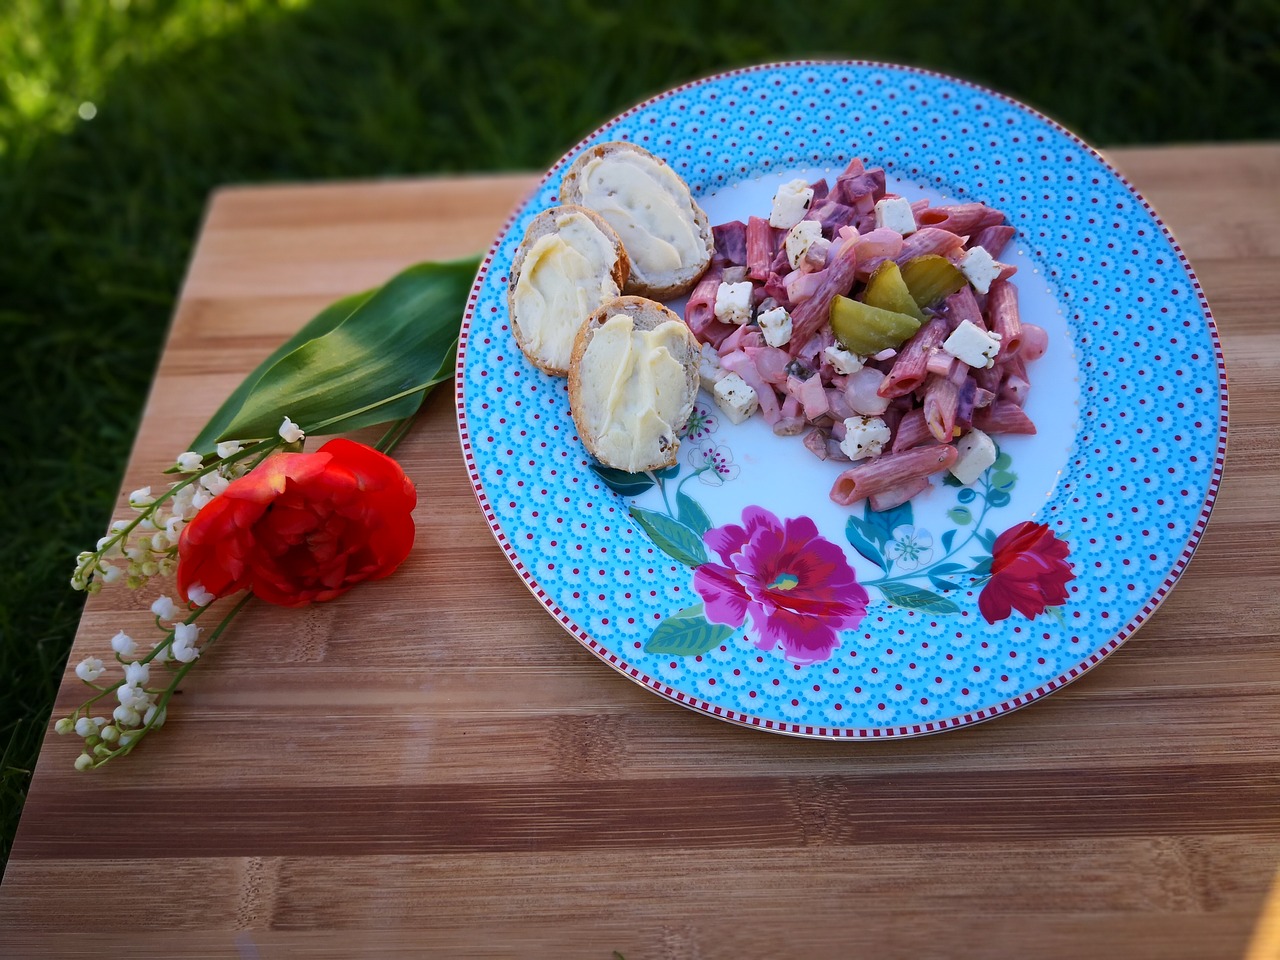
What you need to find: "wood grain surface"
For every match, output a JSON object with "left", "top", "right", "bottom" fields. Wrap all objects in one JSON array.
[{"left": 2, "top": 145, "right": 1278, "bottom": 959}]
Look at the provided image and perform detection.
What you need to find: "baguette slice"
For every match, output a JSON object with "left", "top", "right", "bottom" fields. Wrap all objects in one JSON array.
[
  {"left": 568, "top": 296, "right": 700, "bottom": 474},
  {"left": 560, "top": 142, "right": 714, "bottom": 301},
  {"left": 507, "top": 204, "right": 630, "bottom": 376}
]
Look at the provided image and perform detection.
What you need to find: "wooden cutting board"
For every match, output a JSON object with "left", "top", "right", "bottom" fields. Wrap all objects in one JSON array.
[{"left": 2, "top": 146, "right": 1279, "bottom": 959}]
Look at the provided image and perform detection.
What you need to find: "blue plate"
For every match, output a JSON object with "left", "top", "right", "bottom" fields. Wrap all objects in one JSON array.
[{"left": 455, "top": 61, "right": 1227, "bottom": 738}]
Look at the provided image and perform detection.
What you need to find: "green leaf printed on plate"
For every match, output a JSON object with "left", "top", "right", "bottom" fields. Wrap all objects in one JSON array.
[
  {"left": 876, "top": 581, "right": 962, "bottom": 615},
  {"left": 629, "top": 506, "right": 709, "bottom": 568},
  {"left": 645, "top": 604, "right": 734, "bottom": 656},
  {"left": 676, "top": 492, "right": 713, "bottom": 538}
]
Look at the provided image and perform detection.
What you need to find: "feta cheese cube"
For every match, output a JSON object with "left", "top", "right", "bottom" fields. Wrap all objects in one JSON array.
[
  {"left": 839, "top": 416, "right": 891, "bottom": 461},
  {"left": 949, "top": 429, "right": 998, "bottom": 485},
  {"left": 698, "top": 343, "right": 724, "bottom": 392},
  {"left": 958, "top": 245, "right": 1002, "bottom": 294},
  {"left": 712, "top": 372, "right": 759, "bottom": 424},
  {"left": 713, "top": 281, "right": 754, "bottom": 326},
  {"left": 784, "top": 219, "right": 824, "bottom": 269},
  {"left": 942, "top": 319, "right": 1002, "bottom": 369},
  {"left": 822, "top": 344, "right": 864, "bottom": 375},
  {"left": 874, "top": 196, "right": 917, "bottom": 235},
  {"left": 757, "top": 305, "right": 793, "bottom": 348},
  {"left": 768, "top": 178, "right": 814, "bottom": 229}
]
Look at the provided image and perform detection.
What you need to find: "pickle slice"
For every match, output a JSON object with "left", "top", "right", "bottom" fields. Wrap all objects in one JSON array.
[
  {"left": 899, "top": 254, "right": 966, "bottom": 308},
  {"left": 829, "top": 295, "right": 922, "bottom": 356},
  {"left": 862, "top": 260, "right": 927, "bottom": 322}
]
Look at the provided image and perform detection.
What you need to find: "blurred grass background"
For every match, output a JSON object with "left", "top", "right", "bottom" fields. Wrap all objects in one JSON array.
[{"left": 0, "top": 0, "right": 1276, "bottom": 871}]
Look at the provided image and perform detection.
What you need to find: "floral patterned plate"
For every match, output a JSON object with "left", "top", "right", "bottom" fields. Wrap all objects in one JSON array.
[{"left": 455, "top": 62, "right": 1227, "bottom": 737}]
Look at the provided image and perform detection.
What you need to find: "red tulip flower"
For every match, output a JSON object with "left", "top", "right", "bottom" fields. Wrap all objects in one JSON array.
[
  {"left": 978, "top": 521, "right": 1074, "bottom": 624},
  {"left": 177, "top": 438, "right": 416, "bottom": 608}
]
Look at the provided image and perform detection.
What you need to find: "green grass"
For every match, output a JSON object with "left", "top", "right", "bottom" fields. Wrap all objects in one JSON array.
[{"left": 1, "top": 0, "right": 1276, "bottom": 873}]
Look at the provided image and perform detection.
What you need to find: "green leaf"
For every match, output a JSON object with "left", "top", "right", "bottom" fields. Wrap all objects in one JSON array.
[
  {"left": 947, "top": 506, "right": 973, "bottom": 525},
  {"left": 676, "top": 492, "right": 713, "bottom": 538},
  {"left": 977, "top": 528, "right": 998, "bottom": 552},
  {"left": 190, "top": 288, "right": 374, "bottom": 453},
  {"left": 845, "top": 516, "right": 888, "bottom": 572},
  {"left": 876, "top": 581, "right": 961, "bottom": 615},
  {"left": 991, "top": 469, "right": 1018, "bottom": 492},
  {"left": 869, "top": 498, "right": 913, "bottom": 536},
  {"left": 849, "top": 515, "right": 888, "bottom": 550},
  {"left": 970, "top": 557, "right": 994, "bottom": 577},
  {"left": 206, "top": 257, "right": 480, "bottom": 448},
  {"left": 940, "top": 529, "right": 957, "bottom": 553},
  {"left": 629, "top": 506, "right": 708, "bottom": 567},
  {"left": 590, "top": 463, "right": 656, "bottom": 497},
  {"left": 645, "top": 604, "right": 734, "bottom": 656}
]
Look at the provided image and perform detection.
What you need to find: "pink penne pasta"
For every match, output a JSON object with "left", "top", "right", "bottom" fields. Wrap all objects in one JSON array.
[
  {"left": 923, "top": 374, "right": 960, "bottom": 442},
  {"left": 746, "top": 216, "right": 776, "bottom": 280},
  {"left": 787, "top": 238, "right": 860, "bottom": 352},
  {"left": 878, "top": 317, "right": 948, "bottom": 399},
  {"left": 830, "top": 445, "right": 959, "bottom": 506},
  {"left": 890, "top": 407, "right": 931, "bottom": 452},
  {"left": 973, "top": 401, "right": 1037, "bottom": 435},
  {"left": 986, "top": 278, "right": 1022, "bottom": 355},
  {"left": 915, "top": 203, "right": 1002, "bottom": 235},
  {"left": 892, "top": 226, "right": 967, "bottom": 266},
  {"left": 944, "top": 285, "right": 984, "bottom": 331},
  {"left": 869, "top": 475, "right": 932, "bottom": 513},
  {"left": 970, "top": 224, "right": 1016, "bottom": 258}
]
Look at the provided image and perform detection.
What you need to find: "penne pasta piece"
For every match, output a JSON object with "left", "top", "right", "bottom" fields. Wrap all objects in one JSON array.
[
  {"left": 787, "top": 238, "right": 860, "bottom": 352},
  {"left": 893, "top": 227, "right": 967, "bottom": 266},
  {"left": 878, "top": 316, "right": 948, "bottom": 399},
  {"left": 890, "top": 407, "right": 930, "bottom": 452},
  {"left": 829, "top": 445, "right": 959, "bottom": 506},
  {"left": 746, "top": 216, "right": 776, "bottom": 281},
  {"left": 923, "top": 374, "right": 960, "bottom": 442},
  {"left": 869, "top": 475, "right": 932, "bottom": 513},
  {"left": 986, "top": 278, "right": 1022, "bottom": 355},
  {"left": 916, "top": 202, "right": 1003, "bottom": 235},
  {"left": 944, "top": 285, "right": 985, "bottom": 332},
  {"left": 970, "top": 224, "right": 1016, "bottom": 259},
  {"left": 973, "top": 401, "right": 1037, "bottom": 435}
]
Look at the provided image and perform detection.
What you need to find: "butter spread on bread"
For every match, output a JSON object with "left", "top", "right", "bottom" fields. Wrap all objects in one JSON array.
[
  {"left": 568, "top": 296, "right": 699, "bottom": 474},
  {"left": 561, "top": 143, "right": 713, "bottom": 301},
  {"left": 508, "top": 205, "right": 628, "bottom": 376}
]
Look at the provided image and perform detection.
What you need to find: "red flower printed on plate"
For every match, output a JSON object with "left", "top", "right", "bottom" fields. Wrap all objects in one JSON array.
[
  {"left": 978, "top": 521, "right": 1075, "bottom": 624},
  {"left": 177, "top": 438, "right": 417, "bottom": 608},
  {"left": 694, "top": 506, "right": 869, "bottom": 664}
]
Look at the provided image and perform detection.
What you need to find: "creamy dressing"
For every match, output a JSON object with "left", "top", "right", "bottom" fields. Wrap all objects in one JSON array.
[
  {"left": 511, "top": 210, "right": 619, "bottom": 370},
  {"left": 577, "top": 153, "right": 704, "bottom": 281},
  {"left": 577, "top": 314, "right": 691, "bottom": 471}
]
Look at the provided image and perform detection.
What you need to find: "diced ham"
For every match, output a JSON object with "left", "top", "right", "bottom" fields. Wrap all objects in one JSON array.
[{"left": 720, "top": 350, "right": 781, "bottom": 424}]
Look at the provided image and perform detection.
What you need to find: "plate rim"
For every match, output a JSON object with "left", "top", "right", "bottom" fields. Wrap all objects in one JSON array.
[{"left": 453, "top": 58, "right": 1229, "bottom": 739}]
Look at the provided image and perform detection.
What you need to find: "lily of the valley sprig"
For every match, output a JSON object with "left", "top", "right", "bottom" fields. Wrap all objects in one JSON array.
[{"left": 56, "top": 257, "right": 479, "bottom": 769}]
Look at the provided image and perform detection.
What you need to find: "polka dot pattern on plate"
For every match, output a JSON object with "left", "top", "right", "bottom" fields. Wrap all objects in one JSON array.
[{"left": 456, "top": 62, "right": 1227, "bottom": 738}]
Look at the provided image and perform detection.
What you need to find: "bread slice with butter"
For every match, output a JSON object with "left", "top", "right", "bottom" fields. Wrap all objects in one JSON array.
[
  {"left": 568, "top": 296, "right": 700, "bottom": 474},
  {"left": 508, "top": 204, "right": 630, "bottom": 376},
  {"left": 560, "top": 142, "right": 714, "bottom": 301}
]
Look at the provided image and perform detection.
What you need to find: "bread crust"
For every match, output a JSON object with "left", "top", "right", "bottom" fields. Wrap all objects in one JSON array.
[
  {"left": 507, "top": 204, "right": 630, "bottom": 377},
  {"left": 568, "top": 296, "right": 700, "bottom": 473},
  {"left": 560, "top": 142, "right": 714, "bottom": 301}
]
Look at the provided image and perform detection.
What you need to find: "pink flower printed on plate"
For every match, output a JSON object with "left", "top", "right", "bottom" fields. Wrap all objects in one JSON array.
[{"left": 694, "top": 506, "right": 869, "bottom": 664}]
